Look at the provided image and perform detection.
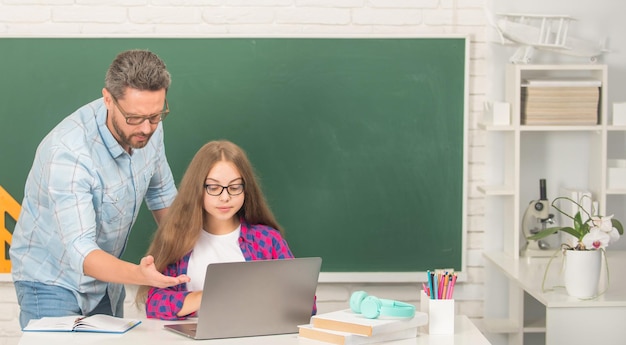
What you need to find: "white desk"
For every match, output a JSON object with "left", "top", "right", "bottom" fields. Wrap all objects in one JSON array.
[
  {"left": 484, "top": 250, "right": 626, "bottom": 345},
  {"left": 18, "top": 315, "right": 490, "bottom": 345}
]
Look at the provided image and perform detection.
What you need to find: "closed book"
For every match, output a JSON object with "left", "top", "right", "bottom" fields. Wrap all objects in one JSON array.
[
  {"left": 521, "top": 78, "right": 602, "bottom": 87},
  {"left": 298, "top": 324, "right": 418, "bottom": 345},
  {"left": 523, "top": 120, "right": 597, "bottom": 124},
  {"left": 522, "top": 118, "right": 598, "bottom": 125},
  {"left": 310, "top": 309, "right": 427, "bottom": 337},
  {"left": 521, "top": 87, "right": 600, "bottom": 102},
  {"left": 523, "top": 101, "right": 599, "bottom": 110},
  {"left": 522, "top": 95, "right": 600, "bottom": 103},
  {"left": 522, "top": 86, "right": 600, "bottom": 95},
  {"left": 524, "top": 110, "right": 597, "bottom": 115},
  {"left": 23, "top": 314, "right": 141, "bottom": 333}
]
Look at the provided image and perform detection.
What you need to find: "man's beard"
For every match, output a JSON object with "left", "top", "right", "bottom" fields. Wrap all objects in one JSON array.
[{"left": 112, "top": 116, "right": 154, "bottom": 150}]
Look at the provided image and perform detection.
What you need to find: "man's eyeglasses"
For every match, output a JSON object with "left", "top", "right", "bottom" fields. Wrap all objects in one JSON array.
[
  {"left": 204, "top": 183, "right": 245, "bottom": 196},
  {"left": 111, "top": 96, "right": 170, "bottom": 125}
]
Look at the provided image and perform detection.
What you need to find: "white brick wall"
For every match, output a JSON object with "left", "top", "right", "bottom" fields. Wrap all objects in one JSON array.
[
  {"left": 0, "top": 282, "right": 19, "bottom": 343},
  {"left": 0, "top": 1, "right": 489, "bottom": 344}
]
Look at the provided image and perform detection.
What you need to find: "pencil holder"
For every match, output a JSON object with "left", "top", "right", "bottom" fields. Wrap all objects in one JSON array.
[{"left": 420, "top": 290, "right": 455, "bottom": 335}]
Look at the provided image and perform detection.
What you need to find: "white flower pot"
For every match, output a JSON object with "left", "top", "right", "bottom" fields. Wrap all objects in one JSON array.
[{"left": 563, "top": 249, "right": 602, "bottom": 298}]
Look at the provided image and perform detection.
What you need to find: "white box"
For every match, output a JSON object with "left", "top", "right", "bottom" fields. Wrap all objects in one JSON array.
[
  {"left": 420, "top": 290, "right": 455, "bottom": 335},
  {"left": 613, "top": 103, "right": 626, "bottom": 125},
  {"left": 608, "top": 159, "right": 626, "bottom": 189},
  {"left": 483, "top": 101, "right": 510, "bottom": 126}
]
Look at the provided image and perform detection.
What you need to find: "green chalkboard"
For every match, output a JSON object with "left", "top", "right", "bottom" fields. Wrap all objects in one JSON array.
[{"left": 0, "top": 37, "right": 467, "bottom": 274}]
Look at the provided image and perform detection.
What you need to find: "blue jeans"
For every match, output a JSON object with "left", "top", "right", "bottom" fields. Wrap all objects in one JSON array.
[{"left": 14, "top": 281, "right": 124, "bottom": 329}]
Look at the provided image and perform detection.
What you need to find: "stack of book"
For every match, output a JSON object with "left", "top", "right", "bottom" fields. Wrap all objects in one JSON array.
[
  {"left": 298, "top": 309, "right": 428, "bottom": 345},
  {"left": 521, "top": 78, "right": 601, "bottom": 125}
]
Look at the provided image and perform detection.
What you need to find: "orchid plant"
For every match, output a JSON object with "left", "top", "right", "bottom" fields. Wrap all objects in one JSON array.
[{"left": 528, "top": 196, "right": 624, "bottom": 250}]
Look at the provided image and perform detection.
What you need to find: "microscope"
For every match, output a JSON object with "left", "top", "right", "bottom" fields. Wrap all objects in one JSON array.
[{"left": 520, "top": 179, "right": 559, "bottom": 257}]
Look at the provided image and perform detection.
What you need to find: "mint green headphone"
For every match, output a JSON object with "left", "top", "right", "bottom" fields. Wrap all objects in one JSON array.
[{"left": 349, "top": 291, "right": 416, "bottom": 319}]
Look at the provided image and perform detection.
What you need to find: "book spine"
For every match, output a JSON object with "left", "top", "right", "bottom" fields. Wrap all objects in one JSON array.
[
  {"left": 312, "top": 318, "right": 372, "bottom": 336},
  {"left": 522, "top": 80, "right": 602, "bottom": 87},
  {"left": 299, "top": 327, "right": 347, "bottom": 345},
  {"left": 299, "top": 326, "right": 419, "bottom": 345}
]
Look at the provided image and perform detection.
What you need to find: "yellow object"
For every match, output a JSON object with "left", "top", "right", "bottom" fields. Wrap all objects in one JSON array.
[{"left": 0, "top": 185, "right": 20, "bottom": 273}]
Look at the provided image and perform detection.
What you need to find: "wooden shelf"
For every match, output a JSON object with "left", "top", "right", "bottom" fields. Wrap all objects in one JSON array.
[
  {"left": 523, "top": 318, "right": 546, "bottom": 333},
  {"left": 478, "top": 122, "right": 515, "bottom": 131},
  {"left": 477, "top": 185, "right": 515, "bottom": 196},
  {"left": 519, "top": 125, "right": 601, "bottom": 132},
  {"left": 482, "top": 318, "right": 520, "bottom": 334},
  {"left": 606, "top": 188, "right": 626, "bottom": 195}
]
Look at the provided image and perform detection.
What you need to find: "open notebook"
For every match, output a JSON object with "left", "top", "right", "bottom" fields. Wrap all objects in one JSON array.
[
  {"left": 23, "top": 314, "right": 141, "bottom": 333},
  {"left": 164, "top": 257, "right": 322, "bottom": 340}
]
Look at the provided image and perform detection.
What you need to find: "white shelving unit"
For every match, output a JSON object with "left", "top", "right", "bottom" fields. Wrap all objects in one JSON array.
[{"left": 480, "top": 64, "right": 626, "bottom": 345}]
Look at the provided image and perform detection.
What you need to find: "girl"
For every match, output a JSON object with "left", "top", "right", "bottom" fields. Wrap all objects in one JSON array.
[{"left": 136, "top": 140, "right": 312, "bottom": 319}]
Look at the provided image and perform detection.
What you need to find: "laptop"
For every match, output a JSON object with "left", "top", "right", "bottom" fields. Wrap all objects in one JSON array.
[{"left": 163, "top": 257, "right": 322, "bottom": 340}]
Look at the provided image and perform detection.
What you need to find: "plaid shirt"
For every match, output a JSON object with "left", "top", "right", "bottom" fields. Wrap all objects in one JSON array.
[
  {"left": 10, "top": 98, "right": 176, "bottom": 316},
  {"left": 145, "top": 220, "right": 316, "bottom": 319}
]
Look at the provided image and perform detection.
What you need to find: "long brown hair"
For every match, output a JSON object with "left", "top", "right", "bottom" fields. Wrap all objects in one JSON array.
[{"left": 136, "top": 140, "right": 282, "bottom": 305}]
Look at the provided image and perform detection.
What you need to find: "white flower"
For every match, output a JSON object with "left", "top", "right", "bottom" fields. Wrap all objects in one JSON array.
[
  {"left": 590, "top": 215, "right": 621, "bottom": 243},
  {"left": 608, "top": 227, "right": 620, "bottom": 243},
  {"left": 582, "top": 228, "right": 611, "bottom": 249},
  {"left": 590, "top": 215, "right": 614, "bottom": 232}
]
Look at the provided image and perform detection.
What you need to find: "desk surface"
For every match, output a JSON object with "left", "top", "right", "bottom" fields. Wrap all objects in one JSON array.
[
  {"left": 484, "top": 250, "right": 626, "bottom": 308},
  {"left": 18, "top": 315, "right": 490, "bottom": 345}
]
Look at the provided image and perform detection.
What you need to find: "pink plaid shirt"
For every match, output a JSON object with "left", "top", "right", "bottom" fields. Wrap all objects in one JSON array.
[{"left": 145, "top": 220, "right": 316, "bottom": 319}]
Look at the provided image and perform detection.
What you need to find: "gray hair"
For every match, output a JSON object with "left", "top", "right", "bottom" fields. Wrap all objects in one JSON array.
[{"left": 104, "top": 49, "right": 171, "bottom": 100}]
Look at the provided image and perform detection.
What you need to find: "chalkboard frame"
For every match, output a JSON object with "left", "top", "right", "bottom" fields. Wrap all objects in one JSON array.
[{"left": 0, "top": 35, "right": 469, "bottom": 282}]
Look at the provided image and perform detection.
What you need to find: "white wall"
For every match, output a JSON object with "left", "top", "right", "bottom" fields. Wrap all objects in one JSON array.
[{"left": 2, "top": 1, "right": 623, "bottom": 345}]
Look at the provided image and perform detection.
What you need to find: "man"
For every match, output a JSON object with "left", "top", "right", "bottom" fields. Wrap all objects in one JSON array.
[{"left": 10, "top": 50, "right": 190, "bottom": 329}]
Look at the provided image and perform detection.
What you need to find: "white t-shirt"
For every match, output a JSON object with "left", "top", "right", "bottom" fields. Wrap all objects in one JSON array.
[{"left": 186, "top": 225, "right": 245, "bottom": 291}]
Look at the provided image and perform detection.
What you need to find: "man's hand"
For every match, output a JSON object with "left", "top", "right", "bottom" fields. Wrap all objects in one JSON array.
[
  {"left": 83, "top": 249, "right": 190, "bottom": 287},
  {"left": 139, "top": 255, "right": 190, "bottom": 288}
]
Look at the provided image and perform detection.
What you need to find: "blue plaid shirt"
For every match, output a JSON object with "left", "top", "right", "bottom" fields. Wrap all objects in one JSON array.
[{"left": 10, "top": 98, "right": 177, "bottom": 316}]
